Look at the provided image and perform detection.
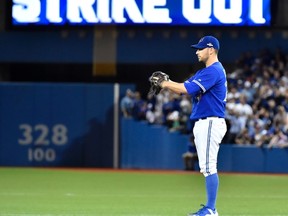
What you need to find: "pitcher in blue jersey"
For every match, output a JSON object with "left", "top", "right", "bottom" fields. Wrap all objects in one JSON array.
[{"left": 160, "top": 36, "right": 227, "bottom": 216}]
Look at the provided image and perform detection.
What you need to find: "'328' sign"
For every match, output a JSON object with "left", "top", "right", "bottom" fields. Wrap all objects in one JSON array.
[{"left": 18, "top": 123, "right": 68, "bottom": 162}]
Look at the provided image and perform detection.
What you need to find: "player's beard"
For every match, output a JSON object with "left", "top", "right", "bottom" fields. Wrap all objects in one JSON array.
[
  {"left": 198, "top": 55, "right": 208, "bottom": 64},
  {"left": 197, "top": 50, "right": 209, "bottom": 64},
  {"left": 197, "top": 49, "right": 209, "bottom": 64}
]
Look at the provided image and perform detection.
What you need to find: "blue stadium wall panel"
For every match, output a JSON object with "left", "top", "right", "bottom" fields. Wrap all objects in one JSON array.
[
  {"left": 0, "top": 30, "right": 287, "bottom": 64},
  {"left": 120, "top": 118, "right": 188, "bottom": 169},
  {"left": 121, "top": 118, "right": 288, "bottom": 173},
  {"left": 218, "top": 145, "right": 288, "bottom": 173},
  {"left": 0, "top": 31, "right": 94, "bottom": 63},
  {"left": 0, "top": 83, "right": 134, "bottom": 167}
]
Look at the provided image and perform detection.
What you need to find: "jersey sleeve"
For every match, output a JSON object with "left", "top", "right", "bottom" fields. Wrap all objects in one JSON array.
[
  {"left": 184, "top": 78, "right": 201, "bottom": 97},
  {"left": 184, "top": 67, "right": 219, "bottom": 96}
]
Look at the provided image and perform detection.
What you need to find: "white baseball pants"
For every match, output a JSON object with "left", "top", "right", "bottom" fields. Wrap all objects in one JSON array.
[{"left": 193, "top": 117, "right": 227, "bottom": 177}]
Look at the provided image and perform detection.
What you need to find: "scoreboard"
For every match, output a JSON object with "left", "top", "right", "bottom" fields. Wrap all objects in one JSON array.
[{"left": 11, "top": 0, "right": 271, "bottom": 27}]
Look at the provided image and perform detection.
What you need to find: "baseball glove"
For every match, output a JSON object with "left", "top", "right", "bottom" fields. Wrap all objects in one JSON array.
[{"left": 148, "top": 71, "right": 169, "bottom": 97}]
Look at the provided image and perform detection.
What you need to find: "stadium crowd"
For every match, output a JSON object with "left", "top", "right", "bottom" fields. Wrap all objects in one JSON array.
[{"left": 120, "top": 48, "right": 288, "bottom": 148}]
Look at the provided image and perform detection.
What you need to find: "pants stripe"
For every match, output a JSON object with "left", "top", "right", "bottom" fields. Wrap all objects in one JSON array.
[{"left": 206, "top": 120, "right": 213, "bottom": 175}]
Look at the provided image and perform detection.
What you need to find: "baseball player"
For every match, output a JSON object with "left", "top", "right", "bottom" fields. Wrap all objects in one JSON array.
[{"left": 149, "top": 36, "right": 227, "bottom": 216}]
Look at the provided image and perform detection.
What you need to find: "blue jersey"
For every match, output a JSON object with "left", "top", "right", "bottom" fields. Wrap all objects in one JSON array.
[{"left": 184, "top": 62, "right": 227, "bottom": 121}]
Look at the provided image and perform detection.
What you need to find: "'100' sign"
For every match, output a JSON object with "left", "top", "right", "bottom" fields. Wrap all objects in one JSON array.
[{"left": 12, "top": 0, "right": 271, "bottom": 26}]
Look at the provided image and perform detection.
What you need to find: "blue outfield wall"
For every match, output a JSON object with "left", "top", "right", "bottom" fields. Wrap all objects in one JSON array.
[
  {"left": 0, "top": 82, "right": 134, "bottom": 167},
  {"left": 120, "top": 118, "right": 288, "bottom": 173},
  {"left": 1, "top": 83, "right": 288, "bottom": 173},
  {"left": 218, "top": 145, "right": 288, "bottom": 173},
  {"left": 121, "top": 119, "right": 188, "bottom": 170}
]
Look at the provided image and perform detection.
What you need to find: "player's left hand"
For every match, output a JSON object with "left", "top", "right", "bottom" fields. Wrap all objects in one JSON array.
[{"left": 148, "top": 71, "right": 169, "bottom": 97}]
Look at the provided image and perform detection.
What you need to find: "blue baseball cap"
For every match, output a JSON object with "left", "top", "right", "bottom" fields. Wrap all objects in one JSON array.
[{"left": 191, "top": 36, "right": 220, "bottom": 50}]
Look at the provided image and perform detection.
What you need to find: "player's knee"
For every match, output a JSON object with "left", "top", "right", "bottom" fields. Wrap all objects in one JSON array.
[
  {"left": 201, "top": 169, "right": 217, "bottom": 177},
  {"left": 199, "top": 163, "right": 217, "bottom": 177}
]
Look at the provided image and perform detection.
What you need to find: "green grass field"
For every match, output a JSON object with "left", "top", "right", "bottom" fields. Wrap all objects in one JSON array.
[{"left": 0, "top": 168, "right": 287, "bottom": 216}]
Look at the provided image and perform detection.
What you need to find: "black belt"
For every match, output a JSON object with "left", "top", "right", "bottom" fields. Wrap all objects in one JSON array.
[{"left": 195, "top": 116, "right": 220, "bottom": 122}]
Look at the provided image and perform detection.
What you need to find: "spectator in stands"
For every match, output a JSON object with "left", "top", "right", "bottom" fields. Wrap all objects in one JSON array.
[
  {"left": 227, "top": 85, "right": 240, "bottom": 101},
  {"left": 255, "top": 122, "right": 273, "bottom": 148},
  {"left": 267, "top": 127, "right": 288, "bottom": 149},
  {"left": 281, "top": 69, "right": 288, "bottom": 86},
  {"left": 240, "top": 81, "right": 255, "bottom": 104},
  {"left": 146, "top": 91, "right": 156, "bottom": 111},
  {"left": 182, "top": 135, "right": 198, "bottom": 171},
  {"left": 235, "top": 128, "right": 253, "bottom": 145},
  {"left": 132, "top": 91, "right": 147, "bottom": 121},
  {"left": 162, "top": 93, "right": 181, "bottom": 128},
  {"left": 166, "top": 110, "right": 181, "bottom": 132},
  {"left": 282, "top": 89, "right": 288, "bottom": 112},
  {"left": 234, "top": 94, "right": 253, "bottom": 130},
  {"left": 153, "top": 89, "right": 169, "bottom": 124},
  {"left": 179, "top": 94, "right": 193, "bottom": 134},
  {"left": 273, "top": 105, "right": 288, "bottom": 130},
  {"left": 225, "top": 109, "right": 242, "bottom": 144},
  {"left": 146, "top": 103, "right": 156, "bottom": 124},
  {"left": 120, "top": 89, "right": 134, "bottom": 118}
]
